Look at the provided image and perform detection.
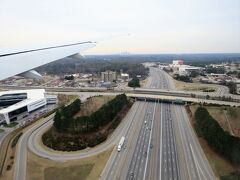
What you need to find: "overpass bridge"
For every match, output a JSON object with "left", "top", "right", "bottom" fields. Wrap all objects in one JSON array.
[
  {"left": 1, "top": 85, "right": 240, "bottom": 106},
  {"left": 126, "top": 93, "right": 240, "bottom": 107},
  {"left": 1, "top": 85, "right": 240, "bottom": 101}
]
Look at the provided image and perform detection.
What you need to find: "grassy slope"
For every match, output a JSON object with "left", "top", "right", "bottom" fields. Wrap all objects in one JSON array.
[
  {"left": 188, "top": 105, "right": 240, "bottom": 177},
  {"left": 27, "top": 147, "right": 113, "bottom": 180}
]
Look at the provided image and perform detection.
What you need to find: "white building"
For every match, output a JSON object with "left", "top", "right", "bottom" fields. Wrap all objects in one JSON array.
[
  {"left": 179, "top": 65, "right": 203, "bottom": 76},
  {"left": 0, "top": 89, "right": 56, "bottom": 124},
  {"left": 120, "top": 73, "right": 129, "bottom": 81}
]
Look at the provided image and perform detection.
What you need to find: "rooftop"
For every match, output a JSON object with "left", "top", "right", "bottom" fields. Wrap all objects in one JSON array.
[{"left": 0, "top": 89, "right": 45, "bottom": 114}]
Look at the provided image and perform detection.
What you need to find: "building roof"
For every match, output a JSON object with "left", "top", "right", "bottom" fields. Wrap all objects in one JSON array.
[
  {"left": 0, "top": 89, "right": 45, "bottom": 114},
  {"left": 121, "top": 73, "right": 129, "bottom": 77}
]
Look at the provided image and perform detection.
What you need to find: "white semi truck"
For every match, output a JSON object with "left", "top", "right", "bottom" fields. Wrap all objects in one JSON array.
[{"left": 117, "top": 136, "right": 125, "bottom": 152}]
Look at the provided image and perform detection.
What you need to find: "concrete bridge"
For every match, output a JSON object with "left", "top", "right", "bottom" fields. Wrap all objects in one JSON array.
[
  {"left": 126, "top": 93, "right": 240, "bottom": 107},
  {"left": 1, "top": 85, "right": 239, "bottom": 106}
]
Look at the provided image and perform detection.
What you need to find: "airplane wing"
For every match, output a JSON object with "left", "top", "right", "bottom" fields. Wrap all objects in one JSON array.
[{"left": 0, "top": 41, "right": 96, "bottom": 80}]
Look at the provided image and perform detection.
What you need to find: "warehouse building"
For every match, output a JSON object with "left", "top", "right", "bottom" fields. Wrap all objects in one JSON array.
[{"left": 0, "top": 89, "right": 57, "bottom": 124}]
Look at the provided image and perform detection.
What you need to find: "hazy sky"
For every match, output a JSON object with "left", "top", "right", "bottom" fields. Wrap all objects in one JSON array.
[{"left": 1, "top": 0, "right": 240, "bottom": 54}]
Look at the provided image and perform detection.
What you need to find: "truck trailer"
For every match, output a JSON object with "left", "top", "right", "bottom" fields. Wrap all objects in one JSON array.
[{"left": 117, "top": 136, "right": 125, "bottom": 152}]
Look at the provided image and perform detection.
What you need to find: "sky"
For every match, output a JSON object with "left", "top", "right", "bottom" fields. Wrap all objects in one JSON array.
[{"left": 1, "top": 0, "right": 240, "bottom": 54}]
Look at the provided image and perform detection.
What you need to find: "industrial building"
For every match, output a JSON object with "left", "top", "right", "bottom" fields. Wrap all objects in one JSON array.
[
  {"left": 101, "top": 70, "right": 117, "bottom": 82},
  {"left": 172, "top": 60, "right": 184, "bottom": 66},
  {"left": 0, "top": 89, "right": 57, "bottom": 124},
  {"left": 178, "top": 65, "right": 203, "bottom": 76},
  {"left": 120, "top": 73, "right": 129, "bottom": 81},
  {"left": 170, "top": 60, "right": 203, "bottom": 76}
]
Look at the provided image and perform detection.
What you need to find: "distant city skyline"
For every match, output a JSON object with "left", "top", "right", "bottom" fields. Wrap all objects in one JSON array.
[{"left": 1, "top": 0, "right": 240, "bottom": 54}]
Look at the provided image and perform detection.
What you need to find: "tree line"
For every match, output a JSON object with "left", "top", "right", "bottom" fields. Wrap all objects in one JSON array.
[
  {"left": 36, "top": 57, "right": 149, "bottom": 78},
  {"left": 53, "top": 94, "right": 128, "bottom": 133},
  {"left": 174, "top": 74, "right": 192, "bottom": 82},
  {"left": 53, "top": 99, "right": 81, "bottom": 131},
  {"left": 195, "top": 107, "right": 240, "bottom": 165}
]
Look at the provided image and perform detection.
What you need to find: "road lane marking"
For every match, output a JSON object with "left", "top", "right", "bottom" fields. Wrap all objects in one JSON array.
[
  {"left": 143, "top": 101, "right": 156, "bottom": 180},
  {"left": 190, "top": 143, "right": 207, "bottom": 180},
  {"left": 159, "top": 102, "right": 163, "bottom": 180}
]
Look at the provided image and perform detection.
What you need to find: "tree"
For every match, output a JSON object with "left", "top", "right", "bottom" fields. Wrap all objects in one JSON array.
[
  {"left": 206, "top": 67, "right": 225, "bottom": 74},
  {"left": 53, "top": 110, "right": 62, "bottom": 130},
  {"left": 174, "top": 74, "right": 192, "bottom": 83},
  {"left": 64, "top": 75, "right": 74, "bottom": 80},
  {"left": 227, "top": 82, "right": 237, "bottom": 94},
  {"left": 128, "top": 76, "right": 140, "bottom": 88},
  {"left": 189, "top": 71, "right": 199, "bottom": 78}
]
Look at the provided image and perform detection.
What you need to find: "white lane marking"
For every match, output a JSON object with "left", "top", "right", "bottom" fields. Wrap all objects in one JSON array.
[
  {"left": 190, "top": 143, "right": 207, "bottom": 180},
  {"left": 143, "top": 102, "right": 156, "bottom": 180},
  {"left": 159, "top": 102, "right": 163, "bottom": 180}
]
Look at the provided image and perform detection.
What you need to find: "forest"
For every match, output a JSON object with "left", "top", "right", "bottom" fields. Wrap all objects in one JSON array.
[
  {"left": 194, "top": 106, "right": 240, "bottom": 165},
  {"left": 36, "top": 57, "right": 149, "bottom": 78}
]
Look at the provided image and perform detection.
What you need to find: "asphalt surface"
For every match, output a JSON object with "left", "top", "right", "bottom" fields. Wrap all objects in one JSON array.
[
  {"left": 13, "top": 67, "right": 216, "bottom": 180},
  {"left": 14, "top": 101, "right": 146, "bottom": 180},
  {"left": 101, "top": 67, "right": 215, "bottom": 180}
]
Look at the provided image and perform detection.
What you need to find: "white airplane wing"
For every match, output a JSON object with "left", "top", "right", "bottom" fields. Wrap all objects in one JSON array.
[{"left": 0, "top": 41, "right": 96, "bottom": 80}]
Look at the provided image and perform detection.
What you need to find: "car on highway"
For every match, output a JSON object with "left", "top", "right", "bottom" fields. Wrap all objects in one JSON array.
[
  {"left": 130, "top": 172, "right": 134, "bottom": 179},
  {"left": 117, "top": 136, "right": 125, "bottom": 152}
]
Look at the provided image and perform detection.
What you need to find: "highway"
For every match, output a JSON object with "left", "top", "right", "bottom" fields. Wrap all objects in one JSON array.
[
  {"left": 12, "top": 67, "right": 216, "bottom": 180},
  {"left": 101, "top": 67, "right": 215, "bottom": 180}
]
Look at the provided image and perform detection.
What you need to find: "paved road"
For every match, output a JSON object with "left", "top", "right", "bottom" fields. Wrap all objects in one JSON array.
[
  {"left": 14, "top": 101, "right": 146, "bottom": 180},
  {"left": 101, "top": 67, "right": 215, "bottom": 180},
  {"left": 13, "top": 67, "right": 216, "bottom": 180}
]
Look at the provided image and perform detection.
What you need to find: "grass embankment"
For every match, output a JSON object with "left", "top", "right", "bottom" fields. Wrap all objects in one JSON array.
[
  {"left": 3, "top": 122, "right": 18, "bottom": 128},
  {"left": 174, "top": 79, "right": 218, "bottom": 92},
  {"left": 74, "top": 96, "right": 114, "bottom": 117},
  {"left": 58, "top": 94, "right": 78, "bottom": 106},
  {"left": 190, "top": 105, "right": 240, "bottom": 137},
  {"left": 42, "top": 94, "right": 131, "bottom": 151},
  {"left": 27, "top": 147, "right": 113, "bottom": 180},
  {"left": 0, "top": 129, "right": 4, "bottom": 133},
  {"left": 187, "top": 105, "right": 240, "bottom": 178},
  {"left": 0, "top": 130, "right": 23, "bottom": 180}
]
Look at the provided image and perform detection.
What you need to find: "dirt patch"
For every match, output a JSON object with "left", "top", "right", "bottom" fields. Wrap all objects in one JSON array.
[
  {"left": 58, "top": 94, "right": 78, "bottom": 106},
  {"left": 186, "top": 105, "right": 240, "bottom": 177},
  {"left": 26, "top": 147, "right": 113, "bottom": 180},
  {"left": 174, "top": 79, "right": 218, "bottom": 92},
  {"left": 44, "top": 164, "right": 93, "bottom": 180},
  {"left": 0, "top": 138, "right": 19, "bottom": 180},
  {"left": 74, "top": 96, "right": 114, "bottom": 117}
]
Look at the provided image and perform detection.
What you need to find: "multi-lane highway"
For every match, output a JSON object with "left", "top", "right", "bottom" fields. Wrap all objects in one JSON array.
[
  {"left": 12, "top": 67, "right": 216, "bottom": 180},
  {"left": 101, "top": 67, "right": 215, "bottom": 180}
]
